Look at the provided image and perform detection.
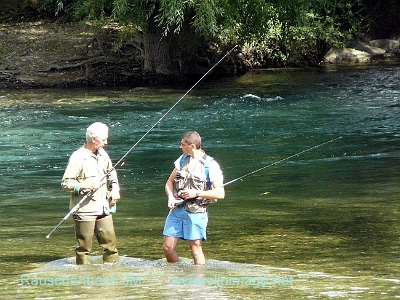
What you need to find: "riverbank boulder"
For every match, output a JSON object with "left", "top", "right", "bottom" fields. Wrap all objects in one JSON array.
[{"left": 323, "top": 38, "right": 400, "bottom": 64}]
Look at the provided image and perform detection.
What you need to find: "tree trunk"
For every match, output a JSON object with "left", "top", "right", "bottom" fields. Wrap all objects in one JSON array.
[
  {"left": 142, "top": 15, "right": 206, "bottom": 80},
  {"left": 142, "top": 17, "right": 175, "bottom": 75}
]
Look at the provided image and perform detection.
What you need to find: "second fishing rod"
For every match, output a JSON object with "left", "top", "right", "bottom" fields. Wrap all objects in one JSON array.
[
  {"left": 172, "top": 136, "right": 342, "bottom": 208},
  {"left": 223, "top": 136, "right": 342, "bottom": 187},
  {"left": 46, "top": 45, "right": 239, "bottom": 239}
]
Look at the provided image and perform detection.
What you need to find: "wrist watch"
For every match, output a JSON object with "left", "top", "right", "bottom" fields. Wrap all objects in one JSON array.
[{"left": 196, "top": 191, "right": 201, "bottom": 197}]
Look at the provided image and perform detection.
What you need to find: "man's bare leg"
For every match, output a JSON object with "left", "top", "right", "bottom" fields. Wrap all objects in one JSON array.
[
  {"left": 189, "top": 239, "right": 205, "bottom": 265},
  {"left": 163, "top": 236, "right": 179, "bottom": 262}
]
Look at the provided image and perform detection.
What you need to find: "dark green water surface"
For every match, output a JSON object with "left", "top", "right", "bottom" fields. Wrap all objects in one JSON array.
[{"left": 0, "top": 66, "right": 399, "bottom": 299}]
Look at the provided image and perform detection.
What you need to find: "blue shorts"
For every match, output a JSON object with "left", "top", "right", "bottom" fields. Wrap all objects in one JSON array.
[{"left": 163, "top": 206, "right": 208, "bottom": 241}]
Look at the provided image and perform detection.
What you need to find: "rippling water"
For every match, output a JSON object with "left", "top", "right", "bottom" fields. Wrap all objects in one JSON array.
[{"left": 0, "top": 65, "right": 399, "bottom": 299}]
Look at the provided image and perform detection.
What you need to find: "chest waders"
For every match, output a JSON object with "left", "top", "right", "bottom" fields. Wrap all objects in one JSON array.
[
  {"left": 175, "top": 154, "right": 217, "bottom": 213},
  {"left": 74, "top": 214, "right": 118, "bottom": 264}
]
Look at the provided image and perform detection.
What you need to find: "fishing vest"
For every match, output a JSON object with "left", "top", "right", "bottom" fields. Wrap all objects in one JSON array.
[{"left": 174, "top": 153, "right": 216, "bottom": 213}]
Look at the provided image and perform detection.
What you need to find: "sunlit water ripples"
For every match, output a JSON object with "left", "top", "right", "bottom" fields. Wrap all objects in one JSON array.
[{"left": 0, "top": 65, "right": 399, "bottom": 299}]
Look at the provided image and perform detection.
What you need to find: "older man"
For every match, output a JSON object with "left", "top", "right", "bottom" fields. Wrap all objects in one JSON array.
[{"left": 61, "top": 122, "right": 120, "bottom": 264}]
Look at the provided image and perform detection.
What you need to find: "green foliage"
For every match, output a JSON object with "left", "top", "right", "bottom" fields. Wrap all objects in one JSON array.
[
  {"left": 155, "top": 0, "right": 222, "bottom": 37},
  {"left": 233, "top": 0, "right": 364, "bottom": 66},
  {"left": 111, "top": 0, "right": 157, "bottom": 26},
  {"left": 73, "top": 0, "right": 111, "bottom": 20},
  {"left": 36, "top": 0, "right": 369, "bottom": 67},
  {"left": 40, "top": 0, "right": 75, "bottom": 19}
]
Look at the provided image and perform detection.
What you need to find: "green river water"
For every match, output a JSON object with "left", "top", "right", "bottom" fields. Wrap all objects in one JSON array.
[{"left": 0, "top": 65, "right": 399, "bottom": 299}]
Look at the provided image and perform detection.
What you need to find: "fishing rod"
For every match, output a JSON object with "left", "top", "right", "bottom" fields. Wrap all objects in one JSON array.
[
  {"left": 113, "top": 45, "right": 238, "bottom": 169},
  {"left": 171, "top": 136, "right": 343, "bottom": 208},
  {"left": 223, "top": 136, "right": 342, "bottom": 187},
  {"left": 45, "top": 45, "right": 239, "bottom": 239}
]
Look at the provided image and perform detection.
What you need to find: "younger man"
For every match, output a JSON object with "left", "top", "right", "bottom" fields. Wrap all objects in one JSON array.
[{"left": 163, "top": 131, "right": 225, "bottom": 265}]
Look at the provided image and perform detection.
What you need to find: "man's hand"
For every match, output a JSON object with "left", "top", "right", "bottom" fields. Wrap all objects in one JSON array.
[
  {"left": 168, "top": 197, "right": 184, "bottom": 209},
  {"left": 109, "top": 189, "right": 120, "bottom": 207},
  {"left": 178, "top": 189, "right": 198, "bottom": 200}
]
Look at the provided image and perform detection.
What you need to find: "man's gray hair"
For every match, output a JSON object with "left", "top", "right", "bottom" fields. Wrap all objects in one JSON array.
[
  {"left": 182, "top": 131, "right": 202, "bottom": 149},
  {"left": 86, "top": 122, "right": 108, "bottom": 142}
]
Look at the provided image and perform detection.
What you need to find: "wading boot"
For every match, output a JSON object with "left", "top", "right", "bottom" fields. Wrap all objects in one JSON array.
[
  {"left": 95, "top": 215, "right": 119, "bottom": 263},
  {"left": 74, "top": 219, "right": 96, "bottom": 265}
]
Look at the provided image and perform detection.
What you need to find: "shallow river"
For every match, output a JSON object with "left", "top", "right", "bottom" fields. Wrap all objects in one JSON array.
[{"left": 0, "top": 65, "right": 399, "bottom": 299}]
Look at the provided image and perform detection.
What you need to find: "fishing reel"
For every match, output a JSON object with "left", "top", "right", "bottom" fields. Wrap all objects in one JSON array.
[{"left": 176, "top": 188, "right": 188, "bottom": 200}]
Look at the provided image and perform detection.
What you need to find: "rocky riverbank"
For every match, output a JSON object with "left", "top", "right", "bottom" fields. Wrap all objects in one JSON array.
[
  {"left": 1, "top": 21, "right": 399, "bottom": 89},
  {"left": 323, "top": 38, "right": 400, "bottom": 64}
]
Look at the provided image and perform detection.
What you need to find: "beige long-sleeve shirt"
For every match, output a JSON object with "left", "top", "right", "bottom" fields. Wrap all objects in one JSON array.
[{"left": 61, "top": 145, "right": 119, "bottom": 216}]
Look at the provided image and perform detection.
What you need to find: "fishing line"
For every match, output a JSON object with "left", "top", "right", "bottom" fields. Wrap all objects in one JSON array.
[
  {"left": 46, "top": 45, "right": 239, "bottom": 239},
  {"left": 223, "top": 136, "right": 342, "bottom": 187}
]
